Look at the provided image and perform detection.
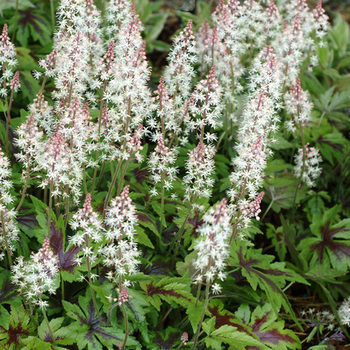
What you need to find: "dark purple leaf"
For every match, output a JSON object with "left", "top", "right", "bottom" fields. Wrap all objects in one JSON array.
[
  {"left": 250, "top": 312, "right": 295, "bottom": 345},
  {"left": 18, "top": 9, "right": 47, "bottom": 37},
  {"left": 311, "top": 221, "right": 350, "bottom": 263},
  {"left": 132, "top": 168, "right": 149, "bottom": 183},
  {"left": 0, "top": 277, "right": 16, "bottom": 303},
  {"left": 188, "top": 211, "right": 204, "bottom": 238},
  {"left": 136, "top": 212, "right": 154, "bottom": 224},
  {"left": 74, "top": 301, "right": 118, "bottom": 343},
  {"left": 17, "top": 214, "right": 37, "bottom": 229},
  {"left": 50, "top": 223, "right": 80, "bottom": 272},
  {"left": 317, "top": 135, "right": 343, "bottom": 151},
  {"left": 209, "top": 306, "right": 251, "bottom": 334}
]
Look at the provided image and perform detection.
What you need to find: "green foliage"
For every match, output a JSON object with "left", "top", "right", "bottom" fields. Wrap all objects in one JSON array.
[{"left": 0, "top": 0, "right": 349, "bottom": 349}]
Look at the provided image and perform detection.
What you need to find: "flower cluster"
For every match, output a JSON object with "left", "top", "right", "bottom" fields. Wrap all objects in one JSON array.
[
  {"left": 0, "top": 24, "right": 17, "bottom": 96},
  {"left": 284, "top": 77, "right": 312, "bottom": 132},
  {"left": 164, "top": 21, "right": 197, "bottom": 104},
  {"left": 148, "top": 136, "right": 177, "bottom": 195},
  {"left": 339, "top": 297, "right": 350, "bottom": 327},
  {"left": 193, "top": 199, "right": 231, "bottom": 293},
  {"left": 70, "top": 194, "right": 103, "bottom": 270},
  {"left": 101, "top": 186, "right": 140, "bottom": 286},
  {"left": 294, "top": 145, "right": 322, "bottom": 187},
  {"left": 183, "top": 143, "right": 216, "bottom": 202},
  {"left": 12, "top": 237, "right": 59, "bottom": 308},
  {"left": 188, "top": 66, "right": 223, "bottom": 144},
  {"left": 230, "top": 93, "right": 276, "bottom": 202},
  {"left": 0, "top": 150, "right": 19, "bottom": 260}
]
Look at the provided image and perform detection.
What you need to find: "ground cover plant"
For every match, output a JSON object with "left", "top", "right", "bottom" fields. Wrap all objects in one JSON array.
[{"left": 0, "top": 0, "right": 350, "bottom": 349}]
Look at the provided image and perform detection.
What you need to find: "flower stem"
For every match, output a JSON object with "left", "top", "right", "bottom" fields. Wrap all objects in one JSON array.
[
  {"left": 87, "top": 259, "right": 102, "bottom": 324},
  {"left": 116, "top": 153, "right": 132, "bottom": 197},
  {"left": 16, "top": 164, "right": 30, "bottom": 212},
  {"left": 41, "top": 300, "right": 56, "bottom": 344},
  {"left": 159, "top": 172, "right": 165, "bottom": 234},
  {"left": 171, "top": 203, "right": 193, "bottom": 269},
  {"left": 191, "top": 284, "right": 209, "bottom": 350},
  {"left": 5, "top": 87, "right": 14, "bottom": 155},
  {"left": 47, "top": 181, "right": 54, "bottom": 238},
  {"left": 121, "top": 302, "right": 129, "bottom": 350}
]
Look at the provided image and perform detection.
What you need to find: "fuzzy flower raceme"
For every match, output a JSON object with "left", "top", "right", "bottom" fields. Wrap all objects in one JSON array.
[
  {"left": 193, "top": 198, "right": 231, "bottom": 293},
  {"left": 148, "top": 76, "right": 177, "bottom": 143},
  {"left": 0, "top": 150, "right": 19, "bottom": 261},
  {"left": 105, "top": 0, "right": 132, "bottom": 40},
  {"left": 0, "top": 24, "right": 17, "bottom": 96},
  {"left": 284, "top": 77, "right": 312, "bottom": 132},
  {"left": 70, "top": 194, "right": 103, "bottom": 271},
  {"left": 164, "top": 20, "right": 197, "bottom": 105},
  {"left": 188, "top": 66, "right": 223, "bottom": 144},
  {"left": 212, "top": 0, "right": 245, "bottom": 110},
  {"left": 100, "top": 186, "right": 140, "bottom": 286},
  {"left": 230, "top": 93, "right": 275, "bottom": 201},
  {"left": 294, "top": 144, "right": 322, "bottom": 187},
  {"left": 248, "top": 46, "right": 282, "bottom": 105},
  {"left": 197, "top": 20, "right": 220, "bottom": 70},
  {"left": 339, "top": 297, "right": 350, "bottom": 327},
  {"left": 53, "top": 0, "right": 104, "bottom": 105},
  {"left": 15, "top": 114, "right": 44, "bottom": 174},
  {"left": 229, "top": 46, "right": 282, "bottom": 231},
  {"left": 312, "top": 0, "right": 329, "bottom": 41},
  {"left": 183, "top": 143, "right": 216, "bottom": 202},
  {"left": 12, "top": 237, "right": 59, "bottom": 308},
  {"left": 148, "top": 136, "right": 177, "bottom": 195},
  {"left": 273, "top": 14, "right": 304, "bottom": 86},
  {"left": 104, "top": 5, "right": 152, "bottom": 149}
]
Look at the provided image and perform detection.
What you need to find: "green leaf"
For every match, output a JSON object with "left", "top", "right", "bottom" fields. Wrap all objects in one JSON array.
[
  {"left": 270, "top": 135, "right": 293, "bottom": 150},
  {"left": 151, "top": 40, "right": 171, "bottom": 52},
  {"left": 236, "top": 303, "right": 300, "bottom": 350},
  {"left": 0, "top": 0, "right": 34, "bottom": 10},
  {"left": 229, "top": 240, "right": 309, "bottom": 320},
  {"left": 145, "top": 14, "right": 168, "bottom": 42},
  {"left": 135, "top": 226, "right": 154, "bottom": 249},
  {"left": 140, "top": 277, "right": 194, "bottom": 311},
  {"left": 186, "top": 301, "right": 204, "bottom": 333},
  {"left": 10, "top": 109, "right": 28, "bottom": 129},
  {"left": 19, "top": 70, "right": 41, "bottom": 101},
  {"left": 298, "top": 207, "right": 350, "bottom": 271},
  {"left": 318, "top": 45, "right": 329, "bottom": 69},
  {"left": 329, "top": 14, "right": 350, "bottom": 55},
  {"left": 210, "top": 325, "right": 263, "bottom": 349}
]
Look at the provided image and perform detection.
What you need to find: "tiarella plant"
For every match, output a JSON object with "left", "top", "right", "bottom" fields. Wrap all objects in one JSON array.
[{"left": 0, "top": 0, "right": 350, "bottom": 349}]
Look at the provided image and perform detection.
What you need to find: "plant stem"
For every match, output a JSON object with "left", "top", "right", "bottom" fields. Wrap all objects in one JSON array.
[
  {"left": 41, "top": 301, "right": 56, "bottom": 344},
  {"left": 191, "top": 284, "right": 209, "bottom": 350},
  {"left": 261, "top": 200, "right": 274, "bottom": 222},
  {"left": 116, "top": 153, "right": 132, "bottom": 197},
  {"left": 155, "top": 307, "right": 173, "bottom": 331},
  {"left": 86, "top": 253, "right": 102, "bottom": 325},
  {"left": 107, "top": 303, "right": 118, "bottom": 327},
  {"left": 5, "top": 87, "right": 14, "bottom": 155},
  {"left": 16, "top": 163, "right": 30, "bottom": 212},
  {"left": 159, "top": 172, "right": 165, "bottom": 235},
  {"left": 47, "top": 181, "right": 54, "bottom": 238},
  {"left": 104, "top": 159, "right": 123, "bottom": 217},
  {"left": 121, "top": 302, "right": 129, "bottom": 350},
  {"left": 195, "top": 284, "right": 201, "bottom": 306},
  {"left": 171, "top": 207, "right": 192, "bottom": 269},
  {"left": 61, "top": 272, "right": 65, "bottom": 301}
]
